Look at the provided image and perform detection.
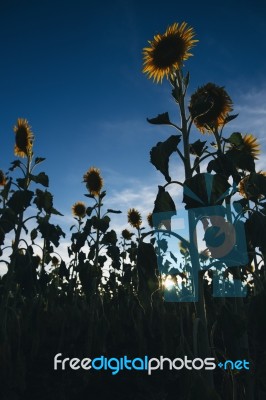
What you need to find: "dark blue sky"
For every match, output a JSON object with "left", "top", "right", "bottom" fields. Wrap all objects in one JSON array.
[{"left": 0, "top": 0, "right": 266, "bottom": 233}]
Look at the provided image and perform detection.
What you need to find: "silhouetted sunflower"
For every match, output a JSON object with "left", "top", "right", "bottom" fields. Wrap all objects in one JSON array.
[
  {"left": 14, "top": 118, "right": 34, "bottom": 157},
  {"left": 239, "top": 171, "right": 266, "bottom": 199},
  {"left": 147, "top": 212, "right": 153, "bottom": 228},
  {"left": 189, "top": 83, "right": 233, "bottom": 133},
  {"left": 72, "top": 201, "right": 86, "bottom": 218},
  {"left": 51, "top": 256, "right": 60, "bottom": 266},
  {"left": 128, "top": 208, "right": 142, "bottom": 229},
  {"left": 122, "top": 229, "right": 133, "bottom": 240},
  {"left": 242, "top": 134, "right": 260, "bottom": 159},
  {"left": 83, "top": 167, "right": 103, "bottom": 196},
  {"left": 143, "top": 22, "right": 197, "bottom": 83},
  {"left": 0, "top": 170, "right": 6, "bottom": 186}
]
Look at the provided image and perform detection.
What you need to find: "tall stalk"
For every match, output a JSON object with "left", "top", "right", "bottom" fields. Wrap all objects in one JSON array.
[{"left": 175, "top": 70, "right": 213, "bottom": 386}]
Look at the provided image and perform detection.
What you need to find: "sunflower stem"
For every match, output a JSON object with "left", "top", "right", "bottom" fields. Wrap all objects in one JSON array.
[
  {"left": 176, "top": 69, "right": 214, "bottom": 388},
  {"left": 94, "top": 194, "right": 102, "bottom": 293}
]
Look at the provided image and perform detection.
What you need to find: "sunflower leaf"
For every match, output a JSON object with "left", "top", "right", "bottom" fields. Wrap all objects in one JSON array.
[
  {"left": 17, "top": 178, "right": 27, "bottom": 189},
  {"left": 223, "top": 114, "right": 239, "bottom": 125},
  {"left": 34, "top": 157, "right": 46, "bottom": 165},
  {"left": 102, "top": 230, "right": 117, "bottom": 245},
  {"left": 190, "top": 139, "right": 207, "bottom": 157},
  {"left": 170, "top": 251, "right": 177, "bottom": 263},
  {"left": 7, "top": 190, "right": 34, "bottom": 214},
  {"left": 150, "top": 135, "right": 181, "bottom": 182},
  {"left": 30, "top": 172, "right": 49, "bottom": 187},
  {"left": 34, "top": 189, "right": 53, "bottom": 213},
  {"left": 50, "top": 207, "right": 64, "bottom": 216},
  {"left": 30, "top": 228, "right": 38, "bottom": 241},
  {"left": 152, "top": 186, "right": 176, "bottom": 229},
  {"left": 183, "top": 71, "right": 190, "bottom": 89},
  {"left": 227, "top": 132, "right": 243, "bottom": 146},
  {"left": 107, "top": 209, "right": 122, "bottom": 214},
  {"left": 172, "top": 86, "right": 182, "bottom": 103},
  {"left": 147, "top": 112, "right": 172, "bottom": 125},
  {"left": 91, "top": 215, "right": 110, "bottom": 233},
  {"left": 9, "top": 160, "right": 21, "bottom": 172},
  {"left": 100, "top": 191, "right": 106, "bottom": 199}
]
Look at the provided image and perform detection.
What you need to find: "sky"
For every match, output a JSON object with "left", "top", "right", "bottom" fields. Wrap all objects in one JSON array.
[{"left": 0, "top": 0, "right": 266, "bottom": 266}]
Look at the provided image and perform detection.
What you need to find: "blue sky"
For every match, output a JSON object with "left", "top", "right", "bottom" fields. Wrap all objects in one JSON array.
[{"left": 1, "top": 0, "right": 266, "bottom": 257}]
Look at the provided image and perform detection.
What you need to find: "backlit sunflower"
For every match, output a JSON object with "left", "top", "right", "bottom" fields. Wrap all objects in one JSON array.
[
  {"left": 127, "top": 208, "right": 142, "bottom": 229},
  {"left": 14, "top": 118, "right": 34, "bottom": 157},
  {"left": 238, "top": 171, "right": 266, "bottom": 199},
  {"left": 189, "top": 83, "right": 233, "bottom": 133},
  {"left": 242, "top": 134, "right": 260, "bottom": 159},
  {"left": 122, "top": 229, "right": 133, "bottom": 240},
  {"left": 147, "top": 212, "right": 153, "bottom": 228},
  {"left": 72, "top": 201, "right": 86, "bottom": 218},
  {"left": 83, "top": 167, "right": 103, "bottom": 196},
  {"left": 143, "top": 22, "right": 197, "bottom": 83},
  {"left": 0, "top": 170, "right": 7, "bottom": 186}
]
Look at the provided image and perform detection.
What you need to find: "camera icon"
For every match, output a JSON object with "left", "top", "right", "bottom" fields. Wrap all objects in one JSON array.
[{"left": 153, "top": 174, "right": 248, "bottom": 302}]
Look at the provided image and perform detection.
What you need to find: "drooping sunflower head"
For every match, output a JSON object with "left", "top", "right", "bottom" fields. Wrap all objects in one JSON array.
[
  {"left": 143, "top": 22, "right": 197, "bottom": 83},
  {"left": 14, "top": 118, "right": 34, "bottom": 157},
  {"left": 83, "top": 167, "right": 103, "bottom": 196},
  {"left": 51, "top": 256, "right": 60, "bottom": 266},
  {"left": 72, "top": 201, "right": 87, "bottom": 218},
  {"left": 122, "top": 229, "right": 133, "bottom": 240},
  {"left": 127, "top": 208, "right": 142, "bottom": 229},
  {"left": 0, "top": 170, "right": 7, "bottom": 186},
  {"left": 238, "top": 171, "right": 266, "bottom": 199},
  {"left": 189, "top": 83, "right": 233, "bottom": 133}
]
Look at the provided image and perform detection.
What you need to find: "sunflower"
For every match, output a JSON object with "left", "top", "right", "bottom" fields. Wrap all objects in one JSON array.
[
  {"left": 14, "top": 118, "right": 34, "bottom": 157},
  {"left": 242, "top": 134, "right": 260, "bottom": 159},
  {"left": 122, "top": 229, "right": 133, "bottom": 240},
  {"left": 238, "top": 171, "right": 266, "bottom": 199},
  {"left": 83, "top": 167, "right": 103, "bottom": 196},
  {"left": 51, "top": 256, "right": 60, "bottom": 266},
  {"left": 72, "top": 201, "right": 86, "bottom": 218},
  {"left": 189, "top": 83, "right": 233, "bottom": 133},
  {"left": 143, "top": 22, "right": 197, "bottom": 83},
  {"left": 147, "top": 212, "right": 153, "bottom": 228},
  {"left": 127, "top": 208, "right": 142, "bottom": 229},
  {"left": 0, "top": 170, "right": 7, "bottom": 186}
]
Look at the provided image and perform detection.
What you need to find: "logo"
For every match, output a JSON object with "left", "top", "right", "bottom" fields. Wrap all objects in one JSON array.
[{"left": 54, "top": 354, "right": 250, "bottom": 374}]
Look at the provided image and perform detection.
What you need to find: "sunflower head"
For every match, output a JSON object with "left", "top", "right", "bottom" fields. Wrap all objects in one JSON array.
[
  {"left": 127, "top": 208, "right": 142, "bottom": 229},
  {"left": 199, "top": 248, "right": 210, "bottom": 262},
  {"left": 122, "top": 229, "right": 133, "bottom": 240},
  {"left": 51, "top": 256, "right": 60, "bottom": 266},
  {"left": 83, "top": 167, "right": 103, "bottom": 196},
  {"left": 72, "top": 201, "right": 87, "bottom": 218},
  {"left": 147, "top": 212, "right": 154, "bottom": 228},
  {"left": 0, "top": 170, "right": 7, "bottom": 186},
  {"left": 143, "top": 22, "right": 197, "bottom": 83},
  {"left": 189, "top": 83, "right": 233, "bottom": 133},
  {"left": 242, "top": 134, "right": 260, "bottom": 159},
  {"left": 14, "top": 118, "right": 34, "bottom": 157},
  {"left": 238, "top": 171, "right": 266, "bottom": 199},
  {"left": 179, "top": 240, "right": 189, "bottom": 256}
]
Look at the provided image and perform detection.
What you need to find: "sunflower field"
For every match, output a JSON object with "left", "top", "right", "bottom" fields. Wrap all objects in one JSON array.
[{"left": 0, "top": 21, "right": 266, "bottom": 400}]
